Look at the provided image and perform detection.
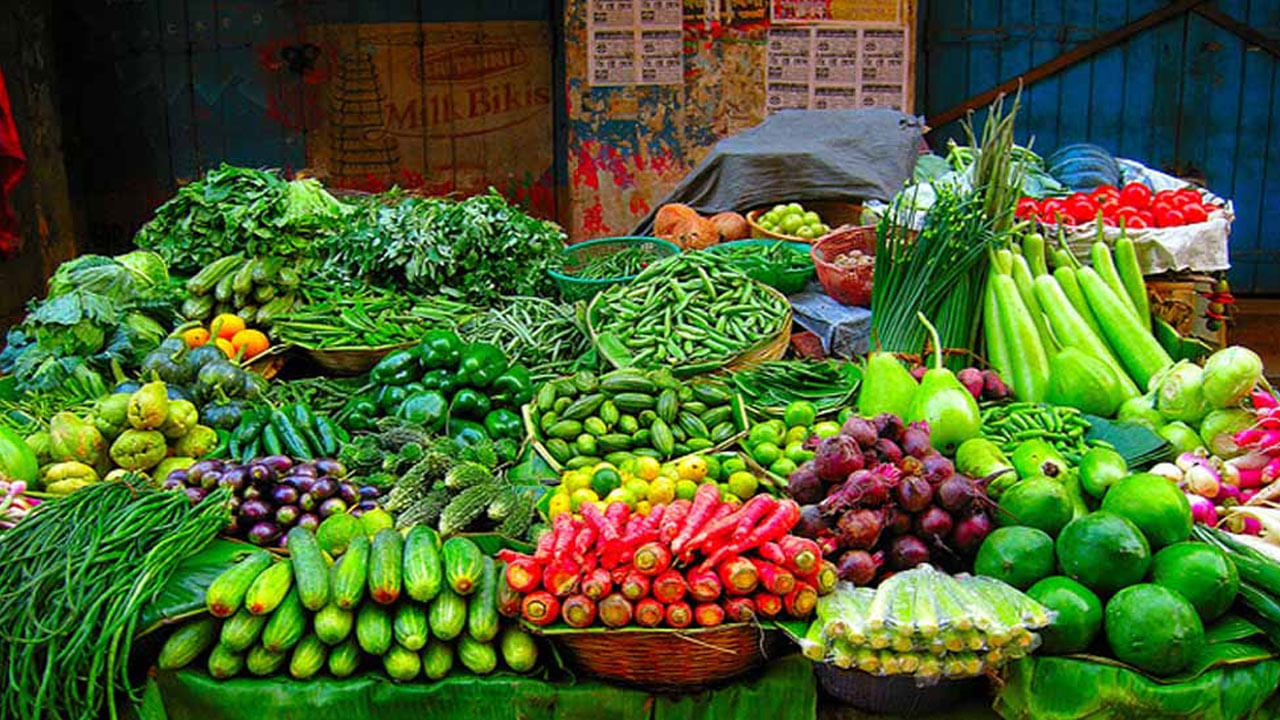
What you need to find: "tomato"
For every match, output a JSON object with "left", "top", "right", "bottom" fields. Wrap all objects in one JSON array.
[
  {"left": 1138, "top": 210, "right": 1156, "bottom": 226},
  {"left": 1091, "top": 187, "right": 1120, "bottom": 207},
  {"left": 1177, "top": 188, "right": 1203, "bottom": 205},
  {"left": 1181, "top": 203, "right": 1208, "bottom": 224},
  {"left": 1068, "top": 198, "right": 1098, "bottom": 224},
  {"left": 1120, "top": 183, "right": 1152, "bottom": 208},
  {"left": 1157, "top": 208, "right": 1186, "bottom": 227},
  {"left": 1151, "top": 201, "right": 1174, "bottom": 218},
  {"left": 1154, "top": 189, "right": 1178, "bottom": 205},
  {"left": 1016, "top": 197, "right": 1040, "bottom": 219},
  {"left": 1169, "top": 193, "right": 1192, "bottom": 208},
  {"left": 1041, "top": 199, "right": 1066, "bottom": 221},
  {"left": 1126, "top": 216, "right": 1150, "bottom": 229}
]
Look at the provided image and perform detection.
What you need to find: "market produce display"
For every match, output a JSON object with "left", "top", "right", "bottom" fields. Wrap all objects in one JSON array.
[
  {"left": 751, "top": 202, "right": 831, "bottom": 240},
  {"left": 731, "top": 361, "right": 862, "bottom": 416},
  {"left": 181, "top": 253, "right": 304, "bottom": 329},
  {"left": 271, "top": 281, "right": 474, "bottom": 351},
  {"left": 1015, "top": 183, "right": 1224, "bottom": 229}
]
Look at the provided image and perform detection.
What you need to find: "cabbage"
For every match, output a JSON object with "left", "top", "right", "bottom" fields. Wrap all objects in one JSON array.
[
  {"left": 1201, "top": 346, "right": 1262, "bottom": 409},
  {"left": 1198, "top": 408, "right": 1254, "bottom": 458},
  {"left": 1155, "top": 361, "right": 1209, "bottom": 424},
  {"left": 115, "top": 250, "right": 170, "bottom": 287}
]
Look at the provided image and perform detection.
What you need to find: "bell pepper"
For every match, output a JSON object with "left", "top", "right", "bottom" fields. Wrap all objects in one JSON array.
[
  {"left": 377, "top": 385, "right": 409, "bottom": 412},
  {"left": 418, "top": 330, "right": 463, "bottom": 370},
  {"left": 491, "top": 364, "right": 534, "bottom": 406},
  {"left": 399, "top": 391, "right": 447, "bottom": 432},
  {"left": 370, "top": 349, "right": 421, "bottom": 385},
  {"left": 450, "top": 388, "right": 492, "bottom": 421},
  {"left": 458, "top": 342, "right": 508, "bottom": 389},
  {"left": 403, "top": 381, "right": 426, "bottom": 396},
  {"left": 419, "top": 369, "right": 458, "bottom": 394},
  {"left": 483, "top": 408, "right": 523, "bottom": 441},
  {"left": 448, "top": 418, "right": 489, "bottom": 447}
]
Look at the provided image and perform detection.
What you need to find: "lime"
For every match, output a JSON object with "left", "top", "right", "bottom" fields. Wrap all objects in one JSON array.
[
  {"left": 786, "top": 202, "right": 804, "bottom": 215},
  {"left": 784, "top": 441, "right": 814, "bottom": 464},
  {"left": 634, "top": 456, "right": 661, "bottom": 481},
  {"left": 1105, "top": 584, "right": 1204, "bottom": 675},
  {"left": 796, "top": 225, "right": 815, "bottom": 239},
  {"left": 812, "top": 421, "right": 841, "bottom": 439},
  {"left": 769, "top": 457, "right": 798, "bottom": 478},
  {"left": 1056, "top": 512, "right": 1151, "bottom": 596},
  {"left": 784, "top": 401, "right": 818, "bottom": 428},
  {"left": 564, "top": 470, "right": 592, "bottom": 493},
  {"left": 649, "top": 477, "right": 676, "bottom": 504},
  {"left": 721, "top": 456, "right": 748, "bottom": 476},
  {"left": 974, "top": 526, "right": 1055, "bottom": 590},
  {"left": 760, "top": 220, "right": 775, "bottom": 231},
  {"left": 1078, "top": 447, "right": 1128, "bottom": 499},
  {"left": 785, "top": 425, "right": 810, "bottom": 445},
  {"left": 781, "top": 214, "right": 804, "bottom": 234},
  {"left": 591, "top": 468, "right": 622, "bottom": 497},
  {"left": 728, "top": 471, "right": 759, "bottom": 498},
  {"left": 570, "top": 488, "right": 599, "bottom": 511},
  {"left": 995, "top": 476, "right": 1073, "bottom": 536},
  {"left": 675, "top": 479, "right": 698, "bottom": 501},
  {"left": 605, "top": 488, "right": 634, "bottom": 506},
  {"left": 751, "top": 442, "right": 782, "bottom": 467},
  {"left": 1152, "top": 542, "right": 1239, "bottom": 621},
  {"left": 771, "top": 204, "right": 788, "bottom": 216},
  {"left": 837, "top": 407, "right": 854, "bottom": 424},
  {"left": 766, "top": 419, "right": 787, "bottom": 436},
  {"left": 1027, "top": 576, "right": 1103, "bottom": 654},
  {"left": 702, "top": 455, "right": 721, "bottom": 482},
  {"left": 747, "top": 423, "right": 783, "bottom": 449},
  {"left": 625, "top": 479, "right": 649, "bottom": 501},
  {"left": 1100, "top": 473, "right": 1193, "bottom": 549},
  {"left": 677, "top": 455, "right": 708, "bottom": 481}
]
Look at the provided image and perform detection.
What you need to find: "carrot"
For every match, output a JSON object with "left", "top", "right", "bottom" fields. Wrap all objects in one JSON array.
[
  {"left": 610, "top": 567, "right": 630, "bottom": 587},
  {"left": 724, "top": 597, "right": 756, "bottom": 622},
  {"left": 815, "top": 535, "right": 839, "bottom": 557},
  {"left": 599, "top": 592, "right": 634, "bottom": 628},
  {"left": 665, "top": 601, "right": 693, "bottom": 628},
  {"left": 522, "top": 591, "right": 561, "bottom": 626},
  {"left": 621, "top": 569, "right": 651, "bottom": 601},
  {"left": 700, "top": 500, "right": 801, "bottom": 570},
  {"left": 659, "top": 500, "right": 692, "bottom": 544},
  {"left": 652, "top": 569, "right": 688, "bottom": 604},
  {"left": 606, "top": 500, "right": 631, "bottom": 531},
  {"left": 784, "top": 581, "right": 818, "bottom": 618},
  {"left": 503, "top": 555, "right": 543, "bottom": 594},
  {"left": 753, "top": 592, "right": 782, "bottom": 618},
  {"left": 551, "top": 514, "right": 577, "bottom": 561},
  {"left": 561, "top": 594, "right": 597, "bottom": 627},
  {"left": 717, "top": 556, "right": 759, "bottom": 595},
  {"left": 633, "top": 542, "right": 673, "bottom": 576},
  {"left": 635, "top": 597, "right": 665, "bottom": 627},
  {"left": 686, "top": 568, "right": 722, "bottom": 603},
  {"left": 695, "top": 603, "right": 726, "bottom": 627},
  {"left": 571, "top": 524, "right": 597, "bottom": 564},
  {"left": 758, "top": 541, "right": 787, "bottom": 566},
  {"left": 582, "top": 502, "right": 620, "bottom": 548},
  {"left": 533, "top": 531, "right": 555, "bottom": 563},
  {"left": 496, "top": 562, "right": 522, "bottom": 618},
  {"left": 750, "top": 558, "right": 796, "bottom": 595},
  {"left": 671, "top": 484, "right": 722, "bottom": 556},
  {"left": 726, "top": 495, "right": 781, "bottom": 544},
  {"left": 581, "top": 549, "right": 599, "bottom": 574},
  {"left": 543, "top": 559, "right": 581, "bottom": 597},
  {"left": 582, "top": 567, "right": 613, "bottom": 600},
  {"left": 643, "top": 503, "right": 667, "bottom": 532},
  {"left": 779, "top": 535, "right": 822, "bottom": 574},
  {"left": 687, "top": 495, "right": 775, "bottom": 555},
  {"left": 812, "top": 560, "right": 838, "bottom": 595}
]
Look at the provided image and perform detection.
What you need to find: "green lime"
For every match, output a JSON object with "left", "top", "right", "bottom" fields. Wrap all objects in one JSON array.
[
  {"left": 625, "top": 479, "right": 649, "bottom": 501},
  {"left": 837, "top": 407, "right": 854, "bottom": 424},
  {"left": 995, "top": 476, "right": 1072, "bottom": 536},
  {"left": 721, "top": 456, "right": 748, "bottom": 476},
  {"left": 769, "top": 457, "right": 798, "bottom": 477},
  {"left": 591, "top": 467, "right": 622, "bottom": 497},
  {"left": 784, "top": 400, "right": 818, "bottom": 428},
  {"left": 786, "top": 202, "right": 804, "bottom": 215},
  {"left": 974, "top": 526, "right": 1055, "bottom": 590},
  {"left": 812, "top": 421, "right": 841, "bottom": 439},
  {"left": 1027, "top": 576, "right": 1103, "bottom": 654},
  {"left": 751, "top": 442, "right": 782, "bottom": 467},
  {"left": 675, "top": 479, "right": 698, "bottom": 501},
  {"left": 1100, "top": 473, "right": 1193, "bottom": 549},
  {"left": 570, "top": 488, "right": 599, "bottom": 511},
  {"left": 802, "top": 211, "right": 821, "bottom": 225},
  {"left": 784, "top": 441, "right": 813, "bottom": 464},
  {"left": 1056, "top": 512, "right": 1151, "bottom": 596},
  {"left": 728, "top": 471, "right": 759, "bottom": 498},
  {"left": 1151, "top": 542, "right": 1239, "bottom": 621},
  {"left": 1105, "top": 584, "right": 1204, "bottom": 675},
  {"left": 747, "top": 423, "right": 782, "bottom": 449},
  {"left": 766, "top": 419, "right": 787, "bottom": 437},
  {"left": 785, "top": 426, "right": 809, "bottom": 445},
  {"left": 702, "top": 454, "right": 722, "bottom": 482},
  {"left": 771, "top": 204, "right": 788, "bottom": 216}
]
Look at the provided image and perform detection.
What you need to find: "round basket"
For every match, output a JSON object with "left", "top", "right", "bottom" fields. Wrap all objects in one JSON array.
[
  {"left": 706, "top": 240, "right": 815, "bottom": 295},
  {"left": 814, "top": 663, "right": 986, "bottom": 716},
  {"left": 746, "top": 200, "right": 865, "bottom": 243},
  {"left": 242, "top": 345, "right": 288, "bottom": 380},
  {"left": 536, "top": 624, "right": 783, "bottom": 690},
  {"left": 810, "top": 226, "right": 877, "bottom": 307},
  {"left": 302, "top": 342, "right": 414, "bottom": 376},
  {"left": 549, "top": 237, "right": 682, "bottom": 302}
]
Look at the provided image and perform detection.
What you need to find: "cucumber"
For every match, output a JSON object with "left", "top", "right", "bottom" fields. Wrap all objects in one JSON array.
[
  {"left": 214, "top": 269, "right": 237, "bottom": 303},
  {"left": 650, "top": 418, "right": 675, "bottom": 458},
  {"left": 383, "top": 642, "right": 422, "bottom": 681},
  {"left": 442, "top": 536, "right": 484, "bottom": 595},
  {"left": 186, "top": 253, "right": 243, "bottom": 295},
  {"left": 546, "top": 420, "right": 583, "bottom": 440},
  {"left": 394, "top": 602, "right": 431, "bottom": 651},
  {"left": 261, "top": 587, "right": 307, "bottom": 653},
  {"left": 467, "top": 557, "right": 500, "bottom": 642},
  {"left": 403, "top": 526, "right": 443, "bottom": 603},
  {"left": 289, "top": 634, "right": 328, "bottom": 680},
  {"left": 158, "top": 617, "right": 218, "bottom": 670},
  {"left": 369, "top": 529, "right": 404, "bottom": 604},
  {"left": 246, "top": 644, "right": 287, "bottom": 676},
  {"left": 422, "top": 639, "right": 454, "bottom": 680},
  {"left": 287, "top": 527, "right": 330, "bottom": 611},
  {"left": 677, "top": 412, "right": 710, "bottom": 440},
  {"left": 457, "top": 635, "right": 497, "bottom": 674},
  {"left": 207, "top": 642, "right": 244, "bottom": 679},
  {"left": 499, "top": 626, "right": 538, "bottom": 673},
  {"left": 331, "top": 534, "right": 369, "bottom": 610},
  {"left": 206, "top": 551, "right": 273, "bottom": 617},
  {"left": 429, "top": 585, "right": 467, "bottom": 640},
  {"left": 244, "top": 562, "right": 293, "bottom": 616},
  {"left": 314, "top": 603, "right": 354, "bottom": 645},
  {"left": 327, "top": 637, "right": 361, "bottom": 678},
  {"left": 232, "top": 259, "right": 256, "bottom": 296},
  {"left": 600, "top": 371, "right": 658, "bottom": 394},
  {"left": 220, "top": 607, "right": 269, "bottom": 652},
  {"left": 562, "top": 393, "right": 605, "bottom": 421},
  {"left": 356, "top": 603, "right": 393, "bottom": 655}
]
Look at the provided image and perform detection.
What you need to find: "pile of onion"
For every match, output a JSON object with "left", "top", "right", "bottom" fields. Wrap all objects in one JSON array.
[{"left": 654, "top": 204, "right": 749, "bottom": 250}]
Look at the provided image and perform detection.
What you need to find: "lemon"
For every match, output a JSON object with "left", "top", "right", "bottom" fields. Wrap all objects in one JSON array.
[
  {"left": 549, "top": 493, "right": 572, "bottom": 518},
  {"left": 634, "top": 456, "right": 661, "bottom": 481},
  {"left": 593, "top": 461, "right": 617, "bottom": 473},
  {"left": 570, "top": 488, "right": 599, "bottom": 511},
  {"left": 721, "top": 456, "right": 748, "bottom": 476},
  {"left": 785, "top": 426, "right": 810, "bottom": 445},
  {"left": 564, "top": 470, "right": 592, "bottom": 493},
  {"left": 751, "top": 442, "right": 783, "bottom": 467},
  {"left": 605, "top": 488, "right": 633, "bottom": 506},
  {"left": 591, "top": 468, "right": 623, "bottom": 497},
  {"left": 747, "top": 423, "right": 782, "bottom": 449},
  {"left": 813, "top": 421, "right": 841, "bottom": 438},
  {"left": 769, "top": 457, "right": 798, "bottom": 478},
  {"left": 675, "top": 479, "right": 698, "bottom": 501},
  {"left": 636, "top": 500, "right": 653, "bottom": 515},
  {"left": 723, "top": 492, "right": 742, "bottom": 507},
  {"left": 728, "top": 471, "right": 759, "bottom": 499},
  {"left": 677, "top": 455, "right": 708, "bottom": 481},
  {"left": 702, "top": 455, "right": 722, "bottom": 482},
  {"left": 625, "top": 479, "right": 649, "bottom": 501},
  {"left": 649, "top": 477, "right": 676, "bottom": 504}
]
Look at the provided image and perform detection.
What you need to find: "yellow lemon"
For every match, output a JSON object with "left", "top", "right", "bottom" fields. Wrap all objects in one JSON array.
[
  {"left": 625, "top": 479, "right": 649, "bottom": 501},
  {"left": 636, "top": 500, "right": 653, "bottom": 516},
  {"left": 564, "top": 470, "right": 592, "bottom": 493},
  {"left": 677, "top": 455, "right": 708, "bottom": 482},
  {"left": 728, "top": 471, "right": 759, "bottom": 499},
  {"left": 605, "top": 488, "right": 632, "bottom": 506},
  {"left": 635, "top": 456, "right": 661, "bottom": 481},
  {"left": 648, "top": 477, "right": 676, "bottom": 505},
  {"left": 548, "top": 493, "right": 572, "bottom": 518},
  {"left": 570, "top": 488, "right": 599, "bottom": 511}
]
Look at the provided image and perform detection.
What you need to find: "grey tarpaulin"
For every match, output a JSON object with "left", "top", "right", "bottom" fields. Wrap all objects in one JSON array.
[{"left": 632, "top": 108, "right": 924, "bottom": 234}]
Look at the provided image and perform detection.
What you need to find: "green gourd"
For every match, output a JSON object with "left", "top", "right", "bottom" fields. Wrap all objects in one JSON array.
[
  {"left": 856, "top": 352, "right": 918, "bottom": 419},
  {"left": 906, "top": 313, "right": 980, "bottom": 455}
]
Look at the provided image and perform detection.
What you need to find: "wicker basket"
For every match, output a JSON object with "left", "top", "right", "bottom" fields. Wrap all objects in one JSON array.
[
  {"left": 243, "top": 346, "right": 288, "bottom": 380},
  {"left": 745, "top": 201, "right": 865, "bottom": 243},
  {"left": 549, "top": 237, "right": 683, "bottom": 301},
  {"left": 535, "top": 624, "right": 783, "bottom": 690},
  {"left": 815, "top": 663, "right": 986, "bottom": 716},
  {"left": 811, "top": 226, "right": 877, "bottom": 307},
  {"left": 302, "top": 342, "right": 414, "bottom": 376},
  {"left": 706, "top": 239, "right": 816, "bottom": 295}
]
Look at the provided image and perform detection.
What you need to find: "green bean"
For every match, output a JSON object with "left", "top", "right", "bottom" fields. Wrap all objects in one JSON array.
[{"left": 557, "top": 245, "right": 663, "bottom": 279}]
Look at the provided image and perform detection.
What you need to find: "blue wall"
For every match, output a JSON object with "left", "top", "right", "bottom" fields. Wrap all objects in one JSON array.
[{"left": 920, "top": 0, "right": 1280, "bottom": 294}]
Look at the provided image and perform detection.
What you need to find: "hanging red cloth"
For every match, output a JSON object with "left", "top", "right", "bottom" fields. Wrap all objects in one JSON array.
[{"left": 0, "top": 64, "right": 26, "bottom": 260}]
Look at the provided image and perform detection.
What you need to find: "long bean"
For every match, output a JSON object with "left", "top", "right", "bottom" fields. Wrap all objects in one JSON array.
[
  {"left": 273, "top": 279, "right": 477, "bottom": 349},
  {"left": 459, "top": 296, "right": 592, "bottom": 381},
  {"left": 556, "top": 246, "right": 660, "bottom": 279},
  {"left": 732, "top": 360, "right": 861, "bottom": 413}
]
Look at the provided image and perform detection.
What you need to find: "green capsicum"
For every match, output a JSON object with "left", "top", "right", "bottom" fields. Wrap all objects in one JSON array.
[
  {"left": 450, "top": 388, "right": 492, "bottom": 421},
  {"left": 377, "top": 385, "right": 409, "bottom": 413},
  {"left": 447, "top": 418, "right": 489, "bottom": 447},
  {"left": 419, "top": 369, "right": 459, "bottom": 395},
  {"left": 491, "top": 364, "right": 534, "bottom": 406},
  {"left": 398, "top": 391, "right": 447, "bottom": 432},
  {"left": 483, "top": 408, "right": 523, "bottom": 441},
  {"left": 458, "top": 342, "right": 508, "bottom": 388},
  {"left": 418, "top": 330, "right": 463, "bottom": 370},
  {"left": 370, "top": 349, "right": 421, "bottom": 385}
]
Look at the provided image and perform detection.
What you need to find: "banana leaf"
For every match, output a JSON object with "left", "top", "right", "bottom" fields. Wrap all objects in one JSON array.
[
  {"left": 1083, "top": 415, "right": 1172, "bottom": 468},
  {"left": 139, "top": 538, "right": 259, "bottom": 633}
]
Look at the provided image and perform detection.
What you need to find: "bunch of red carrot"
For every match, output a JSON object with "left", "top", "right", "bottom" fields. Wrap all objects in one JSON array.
[{"left": 497, "top": 485, "right": 837, "bottom": 629}]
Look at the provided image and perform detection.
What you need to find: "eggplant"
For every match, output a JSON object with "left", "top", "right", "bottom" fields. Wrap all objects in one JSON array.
[
  {"left": 224, "top": 515, "right": 241, "bottom": 536},
  {"left": 314, "top": 459, "right": 346, "bottom": 477},
  {"left": 242, "top": 486, "right": 262, "bottom": 502},
  {"left": 290, "top": 464, "right": 318, "bottom": 479},
  {"left": 271, "top": 484, "right": 299, "bottom": 506},
  {"left": 310, "top": 478, "right": 337, "bottom": 501},
  {"left": 166, "top": 469, "right": 189, "bottom": 486},
  {"left": 161, "top": 476, "right": 185, "bottom": 491},
  {"left": 275, "top": 504, "right": 300, "bottom": 526},
  {"left": 239, "top": 499, "right": 271, "bottom": 521},
  {"left": 356, "top": 499, "right": 380, "bottom": 512},
  {"left": 358, "top": 485, "right": 381, "bottom": 500},
  {"left": 183, "top": 487, "right": 207, "bottom": 505},
  {"left": 296, "top": 513, "right": 320, "bottom": 532},
  {"left": 338, "top": 482, "right": 360, "bottom": 505},
  {"left": 350, "top": 508, "right": 366, "bottom": 518},
  {"left": 260, "top": 455, "right": 293, "bottom": 473},
  {"left": 247, "top": 522, "right": 282, "bottom": 546},
  {"left": 299, "top": 493, "right": 317, "bottom": 513},
  {"left": 219, "top": 467, "right": 248, "bottom": 493},
  {"left": 200, "top": 471, "right": 222, "bottom": 491},
  {"left": 247, "top": 463, "right": 273, "bottom": 485},
  {"left": 318, "top": 497, "right": 348, "bottom": 518}
]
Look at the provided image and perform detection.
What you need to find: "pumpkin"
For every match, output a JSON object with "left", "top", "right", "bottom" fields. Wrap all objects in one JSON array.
[
  {"left": 674, "top": 215, "right": 720, "bottom": 250},
  {"left": 655, "top": 204, "right": 700, "bottom": 245},
  {"left": 709, "top": 212, "right": 750, "bottom": 242}
]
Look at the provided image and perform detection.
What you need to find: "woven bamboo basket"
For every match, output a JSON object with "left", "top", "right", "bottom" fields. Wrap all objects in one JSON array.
[
  {"left": 586, "top": 283, "right": 792, "bottom": 377},
  {"left": 534, "top": 623, "right": 783, "bottom": 690},
  {"left": 243, "top": 347, "right": 288, "bottom": 380},
  {"left": 302, "top": 341, "right": 415, "bottom": 376},
  {"left": 745, "top": 201, "right": 865, "bottom": 244}
]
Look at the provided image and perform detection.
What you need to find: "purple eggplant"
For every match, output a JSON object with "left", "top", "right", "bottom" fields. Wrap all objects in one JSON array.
[
  {"left": 187, "top": 459, "right": 222, "bottom": 484},
  {"left": 310, "top": 478, "right": 337, "bottom": 501},
  {"left": 162, "top": 476, "right": 185, "bottom": 491},
  {"left": 291, "top": 463, "right": 318, "bottom": 478},
  {"left": 358, "top": 485, "right": 382, "bottom": 500},
  {"left": 247, "top": 521, "right": 282, "bottom": 546},
  {"left": 242, "top": 485, "right": 262, "bottom": 502},
  {"left": 318, "top": 497, "right": 348, "bottom": 518},
  {"left": 275, "top": 504, "right": 300, "bottom": 526},
  {"left": 184, "top": 486, "right": 208, "bottom": 505},
  {"left": 296, "top": 513, "right": 321, "bottom": 532},
  {"left": 260, "top": 455, "right": 294, "bottom": 473},
  {"left": 200, "top": 471, "right": 222, "bottom": 491},
  {"left": 224, "top": 515, "right": 242, "bottom": 536},
  {"left": 167, "top": 469, "right": 189, "bottom": 486},
  {"left": 338, "top": 482, "right": 360, "bottom": 505},
  {"left": 299, "top": 493, "right": 317, "bottom": 513},
  {"left": 239, "top": 498, "right": 272, "bottom": 521},
  {"left": 248, "top": 463, "right": 273, "bottom": 485},
  {"left": 315, "top": 459, "right": 346, "bottom": 478},
  {"left": 356, "top": 499, "right": 380, "bottom": 512},
  {"left": 218, "top": 472, "right": 246, "bottom": 494},
  {"left": 271, "top": 484, "right": 300, "bottom": 506}
]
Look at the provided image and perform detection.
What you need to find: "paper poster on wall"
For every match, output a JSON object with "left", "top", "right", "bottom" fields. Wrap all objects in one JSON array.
[
  {"left": 588, "top": 0, "right": 683, "bottom": 85},
  {"left": 771, "top": 0, "right": 904, "bottom": 24}
]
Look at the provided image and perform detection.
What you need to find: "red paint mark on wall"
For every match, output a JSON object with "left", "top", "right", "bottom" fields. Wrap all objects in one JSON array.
[
  {"left": 629, "top": 193, "right": 651, "bottom": 217},
  {"left": 582, "top": 200, "right": 612, "bottom": 237}
]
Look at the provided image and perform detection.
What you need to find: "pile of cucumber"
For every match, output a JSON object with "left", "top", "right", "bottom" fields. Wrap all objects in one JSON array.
[
  {"left": 182, "top": 253, "right": 302, "bottom": 329},
  {"left": 159, "top": 526, "right": 538, "bottom": 681}
]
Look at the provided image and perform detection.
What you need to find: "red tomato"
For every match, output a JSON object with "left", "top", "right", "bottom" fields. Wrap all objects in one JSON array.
[
  {"left": 1016, "top": 197, "right": 1040, "bottom": 218},
  {"left": 1154, "top": 189, "right": 1178, "bottom": 205},
  {"left": 1041, "top": 199, "right": 1066, "bottom": 219},
  {"left": 1182, "top": 203, "right": 1208, "bottom": 224},
  {"left": 1120, "top": 183, "right": 1152, "bottom": 208},
  {"left": 1151, "top": 201, "right": 1174, "bottom": 218},
  {"left": 1069, "top": 199, "right": 1097, "bottom": 223},
  {"left": 1126, "top": 216, "right": 1150, "bottom": 229},
  {"left": 1177, "top": 188, "right": 1203, "bottom": 205},
  {"left": 1091, "top": 186, "right": 1120, "bottom": 205},
  {"left": 1138, "top": 209, "right": 1156, "bottom": 226},
  {"left": 1157, "top": 208, "right": 1186, "bottom": 227}
]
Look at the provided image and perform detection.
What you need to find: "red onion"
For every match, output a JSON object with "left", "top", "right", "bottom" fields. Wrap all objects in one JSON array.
[
  {"left": 814, "top": 435, "right": 865, "bottom": 482},
  {"left": 786, "top": 464, "right": 824, "bottom": 504},
  {"left": 841, "top": 416, "right": 878, "bottom": 447},
  {"left": 936, "top": 474, "right": 977, "bottom": 512},
  {"left": 951, "top": 510, "right": 992, "bottom": 553},
  {"left": 888, "top": 535, "right": 930, "bottom": 569},
  {"left": 915, "top": 506, "right": 954, "bottom": 540},
  {"left": 836, "top": 550, "right": 883, "bottom": 585},
  {"left": 837, "top": 508, "right": 884, "bottom": 550},
  {"left": 895, "top": 475, "right": 934, "bottom": 512}
]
